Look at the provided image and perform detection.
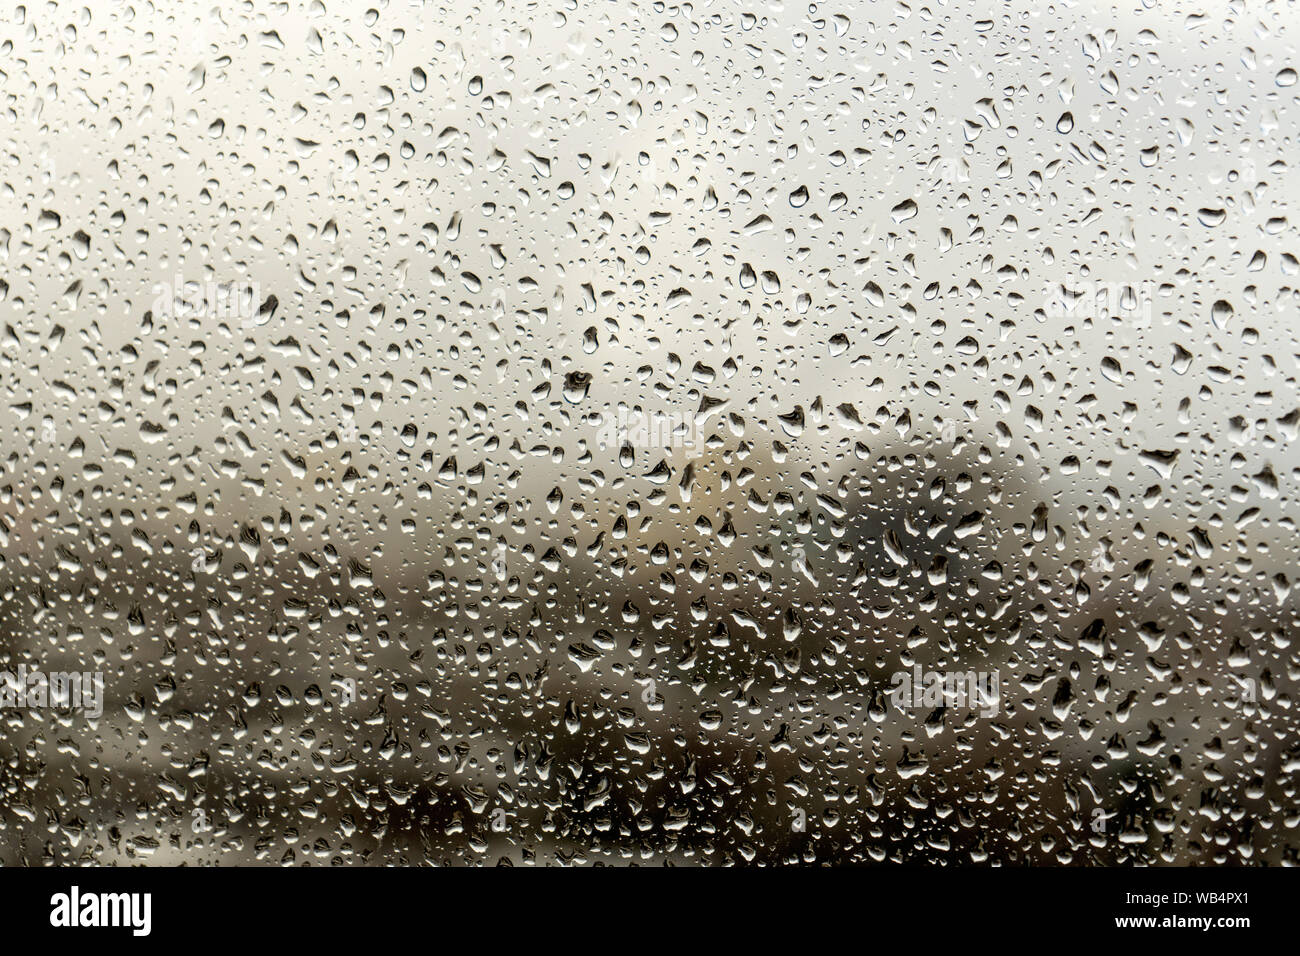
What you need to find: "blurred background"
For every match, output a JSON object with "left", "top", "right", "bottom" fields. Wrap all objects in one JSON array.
[{"left": 0, "top": 0, "right": 1297, "bottom": 865}]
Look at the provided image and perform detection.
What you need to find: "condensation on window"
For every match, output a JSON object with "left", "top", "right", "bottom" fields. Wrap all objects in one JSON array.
[{"left": 0, "top": 1, "right": 1296, "bottom": 865}]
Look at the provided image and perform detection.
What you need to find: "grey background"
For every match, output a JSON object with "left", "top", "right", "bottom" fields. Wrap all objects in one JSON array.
[{"left": 0, "top": 0, "right": 1297, "bottom": 864}]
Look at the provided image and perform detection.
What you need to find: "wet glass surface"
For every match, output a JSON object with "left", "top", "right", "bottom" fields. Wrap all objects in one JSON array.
[{"left": 0, "top": 0, "right": 1297, "bottom": 865}]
